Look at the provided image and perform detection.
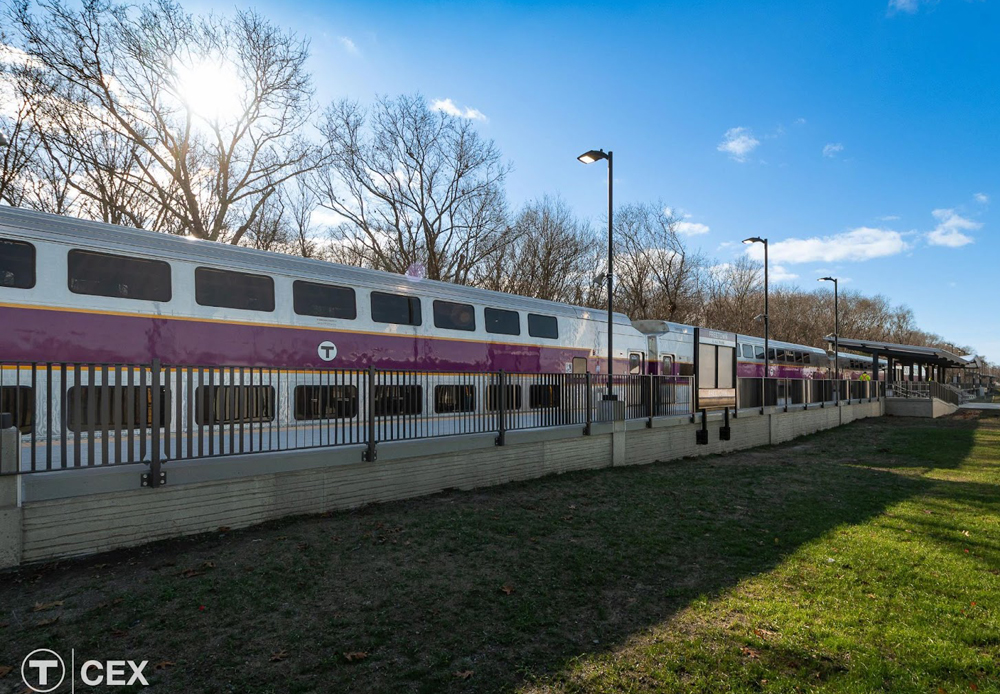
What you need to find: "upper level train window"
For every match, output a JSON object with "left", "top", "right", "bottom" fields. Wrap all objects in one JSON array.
[
  {"left": 0, "top": 238, "right": 35, "bottom": 289},
  {"left": 433, "top": 300, "right": 476, "bottom": 331},
  {"left": 293, "top": 280, "right": 356, "bottom": 319},
  {"left": 754, "top": 345, "right": 765, "bottom": 359},
  {"left": 485, "top": 308, "right": 520, "bottom": 335},
  {"left": 527, "top": 314, "right": 558, "bottom": 339},
  {"left": 741, "top": 344, "right": 754, "bottom": 359},
  {"left": 195, "top": 267, "right": 274, "bottom": 312},
  {"left": 68, "top": 250, "right": 171, "bottom": 302},
  {"left": 371, "top": 291, "right": 421, "bottom": 326}
]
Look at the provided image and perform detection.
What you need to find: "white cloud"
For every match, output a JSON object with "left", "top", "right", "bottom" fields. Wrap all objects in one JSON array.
[
  {"left": 431, "top": 98, "right": 487, "bottom": 121},
  {"left": 770, "top": 265, "right": 799, "bottom": 282},
  {"left": 888, "top": 0, "right": 920, "bottom": 13},
  {"left": 717, "top": 127, "right": 760, "bottom": 162},
  {"left": 822, "top": 143, "right": 844, "bottom": 158},
  {"left": 927, "top": 208, "right": 979, "bottom": 247},
  {"left": 744, "top": 227, "right": 910, "bottom": 264},
  {"left": 878, "top": 214, "right": 901, "bottom": 222},
  {"left": 974, "top": 192, "right": 989, "bottom": 204},
  {"left": 794, "top": 117, "right": 807, "bottom": 126},
  {"left": 675, "top": 221, "right": 710, "bottom": 236},
  {"left": 338, "top": 36, "right": 359, "bottom": 55}
]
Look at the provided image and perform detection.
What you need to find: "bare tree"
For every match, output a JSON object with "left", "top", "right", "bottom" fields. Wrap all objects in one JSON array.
[
  {"left": 317, "top": 94, "right": 511, "bottom": 283},
  {"left": 283, "top": 176, "right": 319, "bottom": 258},
  {"left": 701, "top": 256, "right": 764, "bottom": 335},
  {"left": 613, "top": 202, "right": 704, "bottom": 323},
  {"left": 8, "top": 0, "right": 319, "bottom": 241},
  {"left": 475, "top": 196, "right": 596, "bottom": 303}
]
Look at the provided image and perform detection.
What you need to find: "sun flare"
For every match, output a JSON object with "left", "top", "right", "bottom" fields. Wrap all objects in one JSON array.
[{"left": 174, "top": 60, "right": 244, "bottom": 123}]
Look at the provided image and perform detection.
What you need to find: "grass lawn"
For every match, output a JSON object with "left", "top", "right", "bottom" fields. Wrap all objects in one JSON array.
[{"left": 2, "top": 410, "right": 1000, "bottom": 693}]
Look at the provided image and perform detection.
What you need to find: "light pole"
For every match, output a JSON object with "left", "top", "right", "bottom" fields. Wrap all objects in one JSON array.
[
  {"left": 578, "top": 148, "right": 615, "bottom": 400},
  {"left": 818, "top": 277, "right": 839, "bottom": 387},
  {"left": 743, "top": 237, "right": 769, "bottom": 407}
]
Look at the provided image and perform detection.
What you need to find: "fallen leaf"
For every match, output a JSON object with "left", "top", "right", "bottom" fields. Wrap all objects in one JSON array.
[
  {"left": 111, "top": 629, "right": 128, "bottom": 637},
  {"left": 153, "top": 661, "right": 175, "bottom": 671},
  {"left": 454, "top": 670, "right": 474, "bottom": 680},
  {"left": 201, "top": 561, "right": 216, "bottom": 570},
  {"left": 35, "top": 616, "right": 59, "bottom": 627},
  {"left": 500, "top": 585, "right": 514, "bottom": 595},
  {"left": 963, "top": 530, "right": 970, "bottom": 537},
  {"left": 970, "top": 685, "right": 979, "bottom": 692},
  {"left": 180, "top": 569, "right": 204, "bottom": 578},
  {"left": 32, "top": 600, "right": 64, "bottom": 612},
  {"left": 269, "top": 650, "right": 289, "bottom": 663},
  {"left": 740, "top": 646, "right": 760, "bottom": 659},
  {"left": 343, "top": 651, "right": 368, "bottom": 662},
  {"left": 217, "top": 526, "right": 231, "bottom": 533},
  {"left": 0, "top": 665, "right": 12, "bottom": 678}
]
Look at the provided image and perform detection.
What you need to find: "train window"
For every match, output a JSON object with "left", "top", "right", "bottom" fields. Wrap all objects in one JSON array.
[
  {"left": 767, "top": 349, "right": 776, "bottom": 360},
  {"left": 66, "top": 385, "right": 169, "bottom": 431},
  {"left": 755, "top": 345, "right": 765, "bottom": 359},
  {"left": 195, "top": 267, "right": 274, "bottom": 312},
  {"left": 629, "top": 353, "right": 643, "bottom": 374},
  {"left": 487, "top": 385, "right": 522, "bottom": 411},
  {"left": 195, "top": 385, "right": 275, "bottom": 425},
  {"left": 293, "top": 385, "right": 358, "bottom": 420},
  {"left": 0, "top": 238, "right": 35, "bottom": 289},
  {"left": 68, "top": 250, "right": 171, "bottom": 302},
  {"left": 794, "top": 352, "right": 805, "bottom": 364},
  {"left": 527, "top": 314, "right": 558, "bottom": 339},
  {"left": 371, "top": 291, "right": 422, "bottom": 326},
  {"left": 802, "top": 353, "right": 811, "bottom": 365},
  {"left": 433, "top": 300, "right": 476, "bottom": 332},
  {"left": 529, "top": 384, "right": 561, "bottom": 408},
  {"left": 0, "top": 385, "right": 33, "bottom": 433},
  {"left": 741, "top": 344, "right": 754, "bottom": 359},
  {"left": 572, "top": 357, "right": 588, "bottom": 374},
  {"left": 293, "top": 281, "right": 356, "bottom": 320},
  {"left": 485, "top": 308, "right": 520, "bottom": 335},
  {"left": 434, "top": 385, "right": 476, "bottom": 413},
  {"left": 374, "top": 385, "right": 423, "bottom": 415}
]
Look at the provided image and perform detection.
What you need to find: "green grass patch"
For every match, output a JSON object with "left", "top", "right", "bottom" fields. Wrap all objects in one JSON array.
[{"left": 2, "top": 413, "right": 999, "bottom": 693}]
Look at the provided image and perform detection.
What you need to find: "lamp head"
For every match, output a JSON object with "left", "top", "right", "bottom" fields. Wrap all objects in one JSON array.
[
  {"left": 578, "top": 149, "right": 608, "bottom": 164},
  {"left": 742, "top": 236, "right": 766, "bottom": 245},
  {"left": 818, "top": 276, "right": 836, "bottom": 283}
]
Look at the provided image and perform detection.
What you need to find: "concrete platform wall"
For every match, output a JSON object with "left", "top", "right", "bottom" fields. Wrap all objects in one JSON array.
[
  {"left": 1, "top": 398, "right": 885, "bottom": 568},
  {"left": 885, "top": 397, "right": 958, "bottom": 418}
]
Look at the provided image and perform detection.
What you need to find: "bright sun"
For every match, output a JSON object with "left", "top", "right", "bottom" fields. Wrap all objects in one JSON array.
[{"left": 174, "top": 60, "right": 244, "bottom": 123}]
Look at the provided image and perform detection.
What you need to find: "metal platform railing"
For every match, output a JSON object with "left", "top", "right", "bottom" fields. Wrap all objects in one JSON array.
[
  {"left": 0, "top": 361, "right": 694, "bottom": 478},
  {"left": 737, "top": 378, "right": 883, "bottom": 411}
]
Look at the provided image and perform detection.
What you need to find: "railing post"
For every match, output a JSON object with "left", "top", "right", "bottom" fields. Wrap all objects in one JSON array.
[
  {"left": 364, "top": 365, "right": 377, "bottom": 462},
  {"left": 646, "top": 374, "right": 654, "bottom": 428},
  {"left": 584, "top": 372, "right": 593, "bottom": 435},
  {"left": 142, "top": 359, "right": 165, "bottom": 488},
  {"left": 496, "top": 370, "right": 507, "bottom": 446}
]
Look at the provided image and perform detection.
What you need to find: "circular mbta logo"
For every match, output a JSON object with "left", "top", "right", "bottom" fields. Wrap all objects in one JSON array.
[
  {"left": 21, "top": 649, "right": 65, "bottom": 693},
  {"left": 317, "top": 341, "right": 338, "bottom": 362}
]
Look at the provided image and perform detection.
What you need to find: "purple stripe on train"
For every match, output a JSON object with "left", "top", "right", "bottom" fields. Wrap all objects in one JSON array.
[{"left": 2, "top": 305, "right": 642, "bottom": 373}]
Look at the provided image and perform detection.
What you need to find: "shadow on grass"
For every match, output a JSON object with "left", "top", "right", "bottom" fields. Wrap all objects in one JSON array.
[{"left": 0, "top": 414, "right": 984, "bottom": 694}]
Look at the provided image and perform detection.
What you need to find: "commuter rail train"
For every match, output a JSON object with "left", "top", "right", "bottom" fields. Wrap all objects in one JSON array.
[{"left": 0, "top": 207, "right": 881, "bottom": 458}]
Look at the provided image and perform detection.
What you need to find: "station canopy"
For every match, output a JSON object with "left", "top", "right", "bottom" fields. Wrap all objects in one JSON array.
[{"left": 824, "top": 337, "right": 973, "bottom": 369}]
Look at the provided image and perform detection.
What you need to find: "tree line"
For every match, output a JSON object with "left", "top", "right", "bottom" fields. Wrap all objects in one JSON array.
[{"left": 0, "top": 0, "right": 989, "bottom": 368}]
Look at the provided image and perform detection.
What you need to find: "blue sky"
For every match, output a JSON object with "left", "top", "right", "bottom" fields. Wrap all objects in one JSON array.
[{"left": 193, "top": 0, "right": 998, "bottom": 357}]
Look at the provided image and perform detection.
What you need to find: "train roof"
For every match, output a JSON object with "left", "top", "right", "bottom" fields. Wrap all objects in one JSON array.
[
  {"left": 736, "top": 333, "right": 827, "bottom": 355},
  {"left": 0, "top": 206, "right": 634, "bottom": 326},
  {"left": 630, "top": 320, "right": 694, "bottom": 336}
]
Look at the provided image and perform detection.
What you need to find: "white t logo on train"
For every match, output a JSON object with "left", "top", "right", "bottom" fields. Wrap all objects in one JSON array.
[{"left": 317, "top": 341, "right": 338, "bottom": 362}]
